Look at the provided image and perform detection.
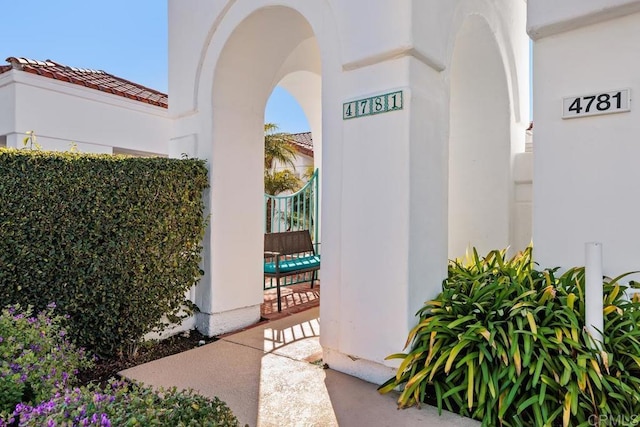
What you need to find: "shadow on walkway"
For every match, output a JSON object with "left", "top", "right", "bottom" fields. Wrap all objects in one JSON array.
[
  {"left": 121, "top": 307, "right": 479, "bottom": 427},
  {"left": 261, "top": 282, "right": 320, "bottom": 321}
]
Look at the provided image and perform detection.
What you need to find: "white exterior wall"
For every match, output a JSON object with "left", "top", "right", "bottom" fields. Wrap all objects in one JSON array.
[
  {"left": 530, "top": 2, "right": 640, "bottom": 276},
  {"left": 272, "top": 152, "right": 314, "bottom": 179},
  {"left": 514, "top": 152, "right": 533, "bottom": 251},
  {"left": 169, "top": 0, "right": 529, "bottom": 384},
  {"left": 528, "top": 0, "right": 640, "bottom": 39},
  {"left": 0, "top": 79, "right": 16, "bottom": 139},
  {"left": 0, "top": 70, "right": 169, "bottom": 155}
]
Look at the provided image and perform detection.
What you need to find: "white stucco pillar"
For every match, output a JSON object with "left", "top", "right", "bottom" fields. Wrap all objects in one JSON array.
[
  {"left": 530, "top": 0, "right": 640, "bottom": 275},
  {"left": 321, "top": 56, "right": 448, "bottom": 384}
]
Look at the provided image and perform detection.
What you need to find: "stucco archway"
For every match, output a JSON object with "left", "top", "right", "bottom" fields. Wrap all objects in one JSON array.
[
  {"left": 169, "top": 0, "right": 528, "bottom": 385},
  {"left": 197, "top": 6, "right": 322, "bottom": 334},
  {"left": 448, "top": 14, "right": 512, "bottom": 259}
]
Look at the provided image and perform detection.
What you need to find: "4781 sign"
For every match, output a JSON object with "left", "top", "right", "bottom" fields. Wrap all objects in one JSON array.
[
  {"left": 562, "top": 89, "right": 630, "bottom": 119},
  {"left": 343, "top": 90, "right": 403, "bottom": 120}
]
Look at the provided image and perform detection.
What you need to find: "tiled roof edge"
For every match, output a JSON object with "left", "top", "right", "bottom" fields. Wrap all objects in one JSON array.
[{"left": 3, "top": 57, "right": 168, "bottom": 108}]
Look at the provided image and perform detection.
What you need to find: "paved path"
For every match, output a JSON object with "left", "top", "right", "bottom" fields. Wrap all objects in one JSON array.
[{"left": 120, "top": 307, "right": 479, "bottom": 427}]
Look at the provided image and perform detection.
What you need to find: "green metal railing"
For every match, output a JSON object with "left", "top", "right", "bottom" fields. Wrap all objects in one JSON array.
[{"left": 264, "top": 169, "right": 319, "bottom": 290}]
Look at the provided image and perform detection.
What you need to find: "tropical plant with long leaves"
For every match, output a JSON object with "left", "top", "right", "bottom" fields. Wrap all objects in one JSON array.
[
  {"left": 263, "top": 123, "right": 301, "bottom": 232},
  {"left": 263, "top": 123, "right": 301, "bottom": 195},
  {"left": 264, "top": 123, "right": 298, "bottom": 171},
  {"left": 379, "top": 247, "right": 640, "bottom": 426}
]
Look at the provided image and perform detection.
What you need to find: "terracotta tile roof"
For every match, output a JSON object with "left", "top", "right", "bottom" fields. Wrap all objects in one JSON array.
[
  {"left": 0, "top": 57, "right": 167, "bottom": 108},
  {"left": 290, "top": 132, "right": 313, "bottom": 157}
]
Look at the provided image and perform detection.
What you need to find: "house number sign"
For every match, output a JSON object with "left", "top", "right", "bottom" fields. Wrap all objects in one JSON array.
[
  {"left": 343, "top": 90, "right": 403, "bottom": 120},
  {"left": 562, "top": 89, "right": 630, "bottom": 119}
]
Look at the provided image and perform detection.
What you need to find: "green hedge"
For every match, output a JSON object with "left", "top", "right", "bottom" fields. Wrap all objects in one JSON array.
[{"left": 0, "top": 149, "right": 208, "bottom": 357}]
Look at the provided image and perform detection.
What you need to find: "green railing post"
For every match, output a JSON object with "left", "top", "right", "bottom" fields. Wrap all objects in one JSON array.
[{"left": 263, "top": 169, "right": 319, "bottom": 290}]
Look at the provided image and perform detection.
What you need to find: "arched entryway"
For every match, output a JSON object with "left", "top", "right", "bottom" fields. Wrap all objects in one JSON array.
[
  {"left": 198, "top": 6, "right": 323, "bottom": 333},
  {"left": 171, "top": 0, "right": 528, "bottom": 385}
]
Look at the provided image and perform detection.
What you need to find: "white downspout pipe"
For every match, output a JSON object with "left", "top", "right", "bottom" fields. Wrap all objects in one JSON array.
[{"left": 585, "top": 242, "right": 604, "bottom": 348}]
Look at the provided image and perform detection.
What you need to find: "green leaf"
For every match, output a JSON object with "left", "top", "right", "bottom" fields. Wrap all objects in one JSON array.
[{"left": 445, "top": 341, "right": 469, "bottom": 374}]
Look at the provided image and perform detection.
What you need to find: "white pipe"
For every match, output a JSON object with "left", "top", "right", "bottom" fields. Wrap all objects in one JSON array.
[{"left": 585, "top": 242, "right": 604, "bottom": 347}]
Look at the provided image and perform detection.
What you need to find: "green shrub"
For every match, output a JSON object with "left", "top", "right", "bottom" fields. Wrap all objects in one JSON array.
[
  {"left": 379, "top": 247, "right": 640, "bottom": 426},
  {"left": 0, "top": 149, "right": 208, "bottom": 357},
  {"left": 0, "top": 303, "right": 93, "bottom": 418},
  {"left": 7, "top": 379, "right": 240, "bottom": 427}
]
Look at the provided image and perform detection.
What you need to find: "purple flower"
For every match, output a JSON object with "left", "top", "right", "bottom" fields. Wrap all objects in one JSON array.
[
  {"left": 47, "top": 302, "right": 57, "bottom": 309},
  {"left": 0, "top": 414, "right": 15, "bottom": 427},
  {"left": 100, "top": 413, "right": 111, "bottom": 427},
  {"left": 93, "top": 393, "right": 109, "bottom": 403},
  {"left": 47, "top": 419, "right": 56, "bottom": 427}
]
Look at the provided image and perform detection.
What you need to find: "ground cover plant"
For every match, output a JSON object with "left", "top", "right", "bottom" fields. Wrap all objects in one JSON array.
[
  {"left": 379, "top": 247, "right": 640, "bottom": 426},
  {"left": 0, "top": 304, "right": 240, "bottom": 427},
  {"left": 0, "top": 304, "right": 93, "bottom": 417},
  {"left": 7, "top": 381, "right": 239, "bottom": 427}
]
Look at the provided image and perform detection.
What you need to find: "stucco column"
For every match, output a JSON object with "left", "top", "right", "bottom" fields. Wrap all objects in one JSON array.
[
  {"left": 321, "top": 56, "right": 448, "bottom": 384},
  {"left": 530, "top": 1, "right": 640, "bottom": 275}
]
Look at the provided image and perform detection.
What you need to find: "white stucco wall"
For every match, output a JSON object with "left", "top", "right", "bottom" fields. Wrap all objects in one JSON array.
[
  {"left": 514, "top": 152, "right": 533, "bottom": 252},
  {"left": 0, "top": 78, "right": 16, "bottom": 138},
  {"left": 531, "top": 5, "right": 640, "bottom": 277},
  {"left": 528, "top": 0, "right": 640, "bottom": 39},
  {"left": 169, "top": 0, "right": 530, "bottom": 385},
  {"left": 271, "top": 152, "right": 314, "bottom": 179},
  {"left": 448, "top": 15, "right": 512, "bottom": 259},
  {"left": 0, "top": 70, "right": 169, "bottom": 155}
]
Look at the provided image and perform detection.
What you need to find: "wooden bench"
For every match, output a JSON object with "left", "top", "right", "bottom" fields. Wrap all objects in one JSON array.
[{"left": 264, "top": 230, "right": 320, "bottom": 312}]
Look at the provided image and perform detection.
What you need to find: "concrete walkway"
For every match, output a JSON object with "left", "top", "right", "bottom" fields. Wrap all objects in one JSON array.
[{"left": 120, "top": 307, "right": 479, "bottom": 427}]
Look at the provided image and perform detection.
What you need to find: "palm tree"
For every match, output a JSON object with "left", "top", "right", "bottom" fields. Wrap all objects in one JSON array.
[
  {"left": 264, "top": 169, "right": 301, "bottom": 196},
  {"left": 264, "top": 123, "right": 302, "bottom": 232},
  {"left": 264, "top": 123, "right": 298, "bottom": 171}
]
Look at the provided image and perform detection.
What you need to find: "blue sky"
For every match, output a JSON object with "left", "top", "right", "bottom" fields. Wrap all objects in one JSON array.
[{"left": 0, "top": 0, "right": 310, "bottom": 134}]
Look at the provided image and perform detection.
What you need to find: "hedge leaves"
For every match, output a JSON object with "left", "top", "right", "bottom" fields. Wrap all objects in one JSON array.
[{"left": 0, "top": 149, "right": 208, "bottom": 357}]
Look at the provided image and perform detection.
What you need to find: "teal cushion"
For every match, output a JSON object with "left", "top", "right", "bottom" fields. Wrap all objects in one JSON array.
[{"left": 264, "top": 255, "right": 320, "bottom": 274}]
